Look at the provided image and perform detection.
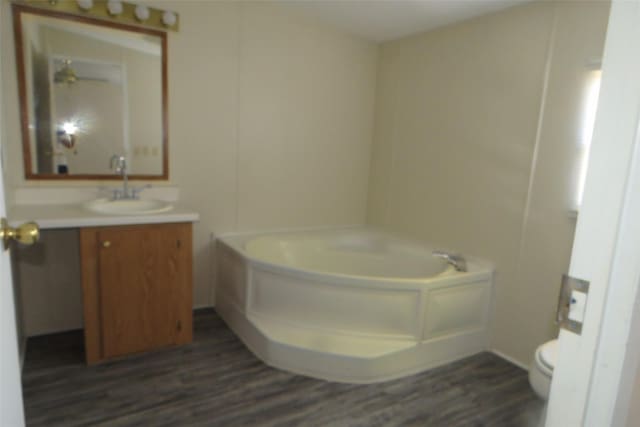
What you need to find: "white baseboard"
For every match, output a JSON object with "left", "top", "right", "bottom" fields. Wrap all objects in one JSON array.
[{"left": 491, "top": 349, "right": 529, "bottom": 371}]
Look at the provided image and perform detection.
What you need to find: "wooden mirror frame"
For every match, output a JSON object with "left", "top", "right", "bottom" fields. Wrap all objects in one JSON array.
[{"left": 12, "top": 3, "right": 169, "bottom": 180}]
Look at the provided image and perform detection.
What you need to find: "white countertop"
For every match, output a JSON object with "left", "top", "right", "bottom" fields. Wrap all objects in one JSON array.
[{"left": 8, "top": 202, "right": 199, "bottom": 229}]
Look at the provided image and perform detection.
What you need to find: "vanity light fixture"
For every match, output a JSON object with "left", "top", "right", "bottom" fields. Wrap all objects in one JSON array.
[
  {"left": 22, "top": 0, "right": 179, "bottom": 31},
  {"left": 106, "top": 0, "right": 123, "bottom": 16},
  {"left": 134, "top": 4, "right": 150, "bottom": 22},
  {"left": 76, "top": 0, "right": 93, "bottom": 11},
  {"left": 162, "top": 10, "right": 177, "bottom": 28}
]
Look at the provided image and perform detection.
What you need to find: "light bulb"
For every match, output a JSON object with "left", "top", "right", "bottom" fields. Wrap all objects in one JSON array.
[
  {"left": 134, "top": 4, "right": 150, "bottom": 21},
  {"left": 77, "top": 0, "right": 93, "bottom": 11},
  {"left": 107, "top": 0, "right": 123, "bottom": 15},
  {"left": 162, "top": 11, "right": 177, "bottom": 27}
]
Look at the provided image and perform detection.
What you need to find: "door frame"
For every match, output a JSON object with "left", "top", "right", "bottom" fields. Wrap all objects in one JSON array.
[{"left": 546, "top": 1, "right": 640, "bottom": 425}]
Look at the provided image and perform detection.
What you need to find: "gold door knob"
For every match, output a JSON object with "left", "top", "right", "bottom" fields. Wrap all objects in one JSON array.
[
  {"left": 102, "top": 241, "right": 111, "bottom": 248},
  {"left": 1, "top": 218, "right": 40, "bottom": 250}
]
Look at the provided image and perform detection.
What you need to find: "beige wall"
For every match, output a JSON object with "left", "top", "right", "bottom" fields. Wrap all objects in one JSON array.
[
  {"left": 1, "top": 1, "right": 377, "bottom": 334},
  {"left": 166, "top": 1, "right": 377, "bottom": 308},
  {"left": 367, "top": 1, "right": 609, "bottom": 365}
]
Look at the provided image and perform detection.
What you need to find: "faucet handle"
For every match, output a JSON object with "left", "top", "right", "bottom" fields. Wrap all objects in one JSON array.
[
  {"left": 111, "top": 188, "right": 123, "bottom": 200},
  {"left": 130, "top": 184, "right": 152, "bottom": 200},
  {"left": 110, "top": 154, "right": 126, "bottom": 173},
  {"left": 432, "top": 250, "right": 467, "bottom": 272},
  {"left": 432, "top": 250, "right": 449, "bottom": 258}
]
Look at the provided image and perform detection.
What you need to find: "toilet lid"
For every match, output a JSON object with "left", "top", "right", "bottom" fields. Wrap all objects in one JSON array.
[{"left": 539, "top": 339, "right": 558, "bottom": 371}]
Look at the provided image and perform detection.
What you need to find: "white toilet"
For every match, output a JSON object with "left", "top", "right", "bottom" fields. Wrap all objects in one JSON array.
[{"left": 529, "top": 339, "right": 558, "bottom": 400}]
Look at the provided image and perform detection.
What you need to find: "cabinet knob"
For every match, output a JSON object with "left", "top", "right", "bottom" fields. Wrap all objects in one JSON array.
[{"left": 102, "top": 241, "right": 111, "bottom": 248}]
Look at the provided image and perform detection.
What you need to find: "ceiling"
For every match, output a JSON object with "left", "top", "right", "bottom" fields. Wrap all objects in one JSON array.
[{"left": 280, "top": 0, "right": 533, "bottom": 42}]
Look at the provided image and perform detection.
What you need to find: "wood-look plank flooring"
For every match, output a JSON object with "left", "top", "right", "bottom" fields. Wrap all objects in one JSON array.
[{"left": 22, "top": 309, "right": 544, "bottom": 426}]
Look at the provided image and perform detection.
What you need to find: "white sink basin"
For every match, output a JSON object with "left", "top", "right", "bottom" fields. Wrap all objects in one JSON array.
[{"left": 84, "top": 198, "right": 173, "bottom": 215}]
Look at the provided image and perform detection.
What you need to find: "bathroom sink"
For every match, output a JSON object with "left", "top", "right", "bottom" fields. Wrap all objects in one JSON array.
[{"left": 84, "top": 198, "right": 173, "bottom": 215}]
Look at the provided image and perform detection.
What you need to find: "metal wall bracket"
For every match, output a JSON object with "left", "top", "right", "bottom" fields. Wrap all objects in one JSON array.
[{"left": 556, "top": 274, "right": 590, "bottom": 335}]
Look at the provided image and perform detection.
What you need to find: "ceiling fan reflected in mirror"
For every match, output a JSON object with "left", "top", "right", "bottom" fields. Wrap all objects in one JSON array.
[{"left": 53, "top": 59, "right": 109, "bottom": 84}]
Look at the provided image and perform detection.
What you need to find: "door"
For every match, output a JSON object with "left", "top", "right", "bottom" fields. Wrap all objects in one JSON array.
[
  {"left": 100, "top": 224, "right": 178, "bottom": 357},
  {"left": 0, "top": 9, "right": 25, "bottom": 425},
  {"left": 546, "top": 1, "right": 640, "bottom": 425},
  {"left": 0, "top": 168, "right": 25, "bottom": 425},
  {"left": 0, "top": 192, "right": 25, "bottom": 427},
  {"left": 99, "top": 225, "right": 173, "bottom": 357}
]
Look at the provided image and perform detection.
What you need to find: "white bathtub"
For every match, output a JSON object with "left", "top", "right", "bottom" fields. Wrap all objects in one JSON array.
[{"left": 216, "top": 228, "right": 494, "bottom": 383}]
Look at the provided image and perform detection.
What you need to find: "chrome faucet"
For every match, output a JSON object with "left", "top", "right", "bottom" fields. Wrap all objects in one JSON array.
[
  {"left": 109, "top": 155, "right": 149, "bottom": 200},
  {"left": 110, "top": 154, "right": 130, "bottom": 199},
  {"left": 432, "top": 250, "right": 467, "bottom": 272},
  {"left": 109, "top": 154, "right": 151, "bottom": 200}
]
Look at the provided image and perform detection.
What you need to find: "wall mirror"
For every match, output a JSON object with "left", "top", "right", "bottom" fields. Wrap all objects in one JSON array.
[{"left": 13, "top": 4, "right": 168, "bottom": 180}]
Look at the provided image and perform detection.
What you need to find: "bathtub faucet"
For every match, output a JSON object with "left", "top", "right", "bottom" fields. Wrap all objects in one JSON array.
[{"left": 432, "top": 250, "right": 467, "bottom": 272}]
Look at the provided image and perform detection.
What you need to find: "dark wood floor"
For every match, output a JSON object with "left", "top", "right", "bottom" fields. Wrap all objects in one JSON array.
[{"left": 22, "top": 309, "right": 544, "bottom": 427}]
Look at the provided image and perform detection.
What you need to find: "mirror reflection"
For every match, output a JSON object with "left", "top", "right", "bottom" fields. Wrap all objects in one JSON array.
[{"left": 16, "top": 8, "right": 167, "bottom": 178}]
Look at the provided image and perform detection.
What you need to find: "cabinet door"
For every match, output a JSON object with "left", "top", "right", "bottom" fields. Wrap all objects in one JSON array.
[{"left": 80, "top": 223, "right": 192, "bottom": 363}]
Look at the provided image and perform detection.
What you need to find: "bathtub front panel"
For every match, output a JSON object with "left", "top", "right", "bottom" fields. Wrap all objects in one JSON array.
[
  {"left": 216, "top": 243, "right": 248, "bottom": 309},
  {"left": 422, "top": 281, "right": 492, "bottom": 340},
  {"left": 248, "top": 266, "right": 421, "bottom": 339}
]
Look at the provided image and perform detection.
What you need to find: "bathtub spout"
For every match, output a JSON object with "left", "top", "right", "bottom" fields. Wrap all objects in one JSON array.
[{"left": 432, "top": 251, "right": 467, "bottom": 272}]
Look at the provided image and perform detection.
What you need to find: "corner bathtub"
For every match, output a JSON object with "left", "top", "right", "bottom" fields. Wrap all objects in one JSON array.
[{"left": 215, "top": 228, "right": 494, "bottom": 383}]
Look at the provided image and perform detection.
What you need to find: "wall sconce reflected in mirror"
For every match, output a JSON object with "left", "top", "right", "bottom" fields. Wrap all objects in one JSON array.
[
  {"left": 55, "top": 121, "right": 79, "bottom": 174},
  {"left": 57, "top": 122, "right": 77, "bottom": 149}
]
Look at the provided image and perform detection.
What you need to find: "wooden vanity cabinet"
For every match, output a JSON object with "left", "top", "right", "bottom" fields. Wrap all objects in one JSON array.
[{"left": 79, "top": 222, "right": 193, "bottom": 364}]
